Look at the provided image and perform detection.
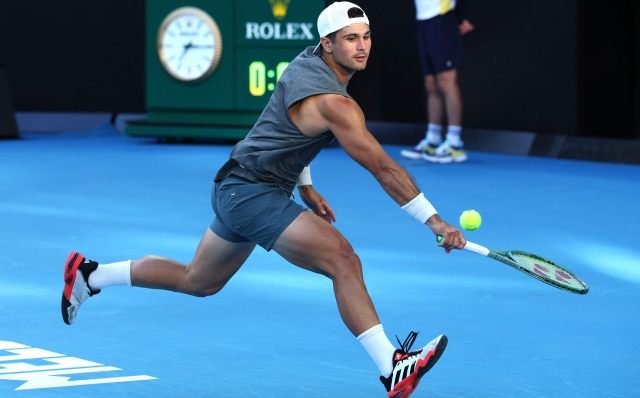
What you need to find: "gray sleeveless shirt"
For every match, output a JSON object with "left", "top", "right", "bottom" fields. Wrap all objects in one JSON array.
[{"left": 214, "top": 46, "right": 352, "bottom": 192}]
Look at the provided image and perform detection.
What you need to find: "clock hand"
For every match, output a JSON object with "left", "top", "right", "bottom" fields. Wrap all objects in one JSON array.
[
  {"left": 188, "top": 44, "right": 213, "bottom": 49},
  {"left": 179, "top": 42, "right": 193, "bottom": 61}
]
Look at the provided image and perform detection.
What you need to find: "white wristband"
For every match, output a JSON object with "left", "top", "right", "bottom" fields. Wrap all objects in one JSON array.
[
  {"left": 401, "top": 193, "right": 437, "bottom": 224},
  {"left": 296, "top": 166, "right": 312, "bottom": 186}
]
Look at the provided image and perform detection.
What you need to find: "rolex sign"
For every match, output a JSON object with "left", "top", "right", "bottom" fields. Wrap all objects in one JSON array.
[{"left": 236, "top": 0, "right": 323, "bottom": 47}]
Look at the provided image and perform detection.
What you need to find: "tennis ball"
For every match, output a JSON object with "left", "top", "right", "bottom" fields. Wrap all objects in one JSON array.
[{"left": 460, "top": 210, "right": 481, "bottom": 231}]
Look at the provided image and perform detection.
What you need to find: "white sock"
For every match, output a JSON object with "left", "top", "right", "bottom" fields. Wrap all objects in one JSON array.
[
  {"left": 446, "top": 125, "right": 462, "bottom": 147},
  {"left": 357, "top": 324, "right": 397, "bottom": 377},
  {"left": 426, "top": 124, "right": 443, "bottom": 145},
  {"left": 88, "top": 260, "right": 132, "bottom": 289}
]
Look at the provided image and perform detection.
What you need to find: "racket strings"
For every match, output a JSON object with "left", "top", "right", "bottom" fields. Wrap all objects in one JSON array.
[{"left": 510, "top": 253, "right": 586, "bottom": 290}]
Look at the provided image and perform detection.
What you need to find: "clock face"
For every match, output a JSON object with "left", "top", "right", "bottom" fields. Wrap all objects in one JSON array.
[{"left": 157, "top": 7, "right": 223, "bottom": 82}]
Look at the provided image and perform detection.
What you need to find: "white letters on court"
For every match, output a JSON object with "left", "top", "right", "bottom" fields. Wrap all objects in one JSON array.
[{"left": 0, "top": 341, "right": 156, "bottom": 390}]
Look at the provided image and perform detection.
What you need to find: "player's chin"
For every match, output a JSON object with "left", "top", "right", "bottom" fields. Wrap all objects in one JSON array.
[{"left": 352, "top": 60, "right": 368, "bottom": 70}]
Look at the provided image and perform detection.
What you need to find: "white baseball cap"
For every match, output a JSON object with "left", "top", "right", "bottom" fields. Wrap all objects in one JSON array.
[{"left": 317, "top": 2, "right": 369, "bottom": 38}]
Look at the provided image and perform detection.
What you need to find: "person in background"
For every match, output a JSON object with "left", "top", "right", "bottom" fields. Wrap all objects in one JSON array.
[{"left": 401, "top": 0, "right": 474, "bottom": 163}]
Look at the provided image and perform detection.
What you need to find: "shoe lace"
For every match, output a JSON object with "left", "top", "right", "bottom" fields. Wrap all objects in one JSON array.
[
  {"left": 381, "top": 331, "right": 421, "bottom": 391},
  {"left": 413, "top": 139, "right": 428, "bottom": 150},
  {"left": 395, "top": 331, "right": 419, "bottom": 354}
]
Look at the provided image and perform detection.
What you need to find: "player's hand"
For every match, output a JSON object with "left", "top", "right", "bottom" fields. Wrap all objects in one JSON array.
[
  {"left": 459, "top": 19, "right": 474, "bottom": 35},
  {"left": 298, "top": 185, "right": 337, "bottom": 224},
  {"left": 426, "top": 214, "right": 466, "bottom": 253}
]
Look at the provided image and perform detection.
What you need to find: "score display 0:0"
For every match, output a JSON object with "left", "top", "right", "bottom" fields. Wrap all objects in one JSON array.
[{"left": 249, "top": 61, "right": 290, "bottom": 96}]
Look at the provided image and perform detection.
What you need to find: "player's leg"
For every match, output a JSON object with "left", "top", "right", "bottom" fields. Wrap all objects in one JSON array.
[
  {"left": 272, "top": 211, "right": 448, "bottom": 396},
  {"left": 272, "top": 210, "right": 378, "bottom": 336},
  {"left": 130, "top": 228, "right": 256, "bottom": 296},
  {"left": 62, "top": 228, "right": 256, "bottom": 325}
]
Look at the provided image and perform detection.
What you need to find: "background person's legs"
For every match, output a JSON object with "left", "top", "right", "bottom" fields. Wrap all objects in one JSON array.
[
  {"left": 424, "top": 69, "right": 467, "bottom": 162},
  {"left": 426, "top": 74, "right": 445, "bottom": 127},
  {"left": 400, "top": 74, "right": 445, "bottom": 159},
  {"left": 425, "top": 74, "right": 446, "bottom": 147},
  {"left": 434, "top": 69, "right": 462, "bottom": 128}
]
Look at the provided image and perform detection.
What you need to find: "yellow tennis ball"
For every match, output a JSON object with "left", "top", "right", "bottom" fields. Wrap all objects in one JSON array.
[{"left": 460, "top": 210, "right": 481, "bottom": 231}]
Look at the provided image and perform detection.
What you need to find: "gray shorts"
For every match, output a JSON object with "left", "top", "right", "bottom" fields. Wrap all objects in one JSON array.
[{"left": 209, "top": 176, "right": 306, "bottom": 251}]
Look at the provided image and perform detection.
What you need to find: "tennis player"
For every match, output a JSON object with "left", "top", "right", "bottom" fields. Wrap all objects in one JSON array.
[{"left": 61, "top": 2, "right": 466, "bottom": 396}]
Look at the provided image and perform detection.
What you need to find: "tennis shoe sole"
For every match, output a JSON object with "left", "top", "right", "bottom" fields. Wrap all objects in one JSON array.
[{"left": 61, "top": 251, "right": 100, "bottom": 325}]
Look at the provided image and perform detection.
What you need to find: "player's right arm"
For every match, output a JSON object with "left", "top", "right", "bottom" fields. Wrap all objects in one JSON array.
[
  {"left": 316, "top": 95, "right": 465, "bottom": 251},
  {"left": 317, "top": 95, "right": 416, "bottom": 204}
]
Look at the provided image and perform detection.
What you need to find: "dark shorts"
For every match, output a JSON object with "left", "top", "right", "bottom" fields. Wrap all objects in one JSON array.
[
  {"left": 209, "top": 176, "right": 306, "bottom": 251},
  {"left": 417, "top": 12, "right": 465, "bottom": 76}
]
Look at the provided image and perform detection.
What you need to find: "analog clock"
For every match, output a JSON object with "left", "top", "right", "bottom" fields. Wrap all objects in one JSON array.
[{"left": 157, "top": 7, "right": 223, "bottom": 83}]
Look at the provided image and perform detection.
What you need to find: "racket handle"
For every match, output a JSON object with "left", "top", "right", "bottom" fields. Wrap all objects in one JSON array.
[
  {"left": 436, "top": 235, "right": 490, "bottom": 256},
  {"left": 463, "top": 241, "right": 490, "bottom": 256}
]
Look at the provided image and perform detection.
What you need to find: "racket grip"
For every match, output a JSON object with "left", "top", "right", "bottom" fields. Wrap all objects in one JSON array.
[
  {"left": 436, "top": 235, "right": 490, "bottom": 256},
  {"left": 463, "top": 241, "right": 490, "bottom": 256}
]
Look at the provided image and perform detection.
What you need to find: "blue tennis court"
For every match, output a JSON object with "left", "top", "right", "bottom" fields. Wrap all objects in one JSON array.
[{"left": 1, "top": 125, "right": 639, "bottom": 397}]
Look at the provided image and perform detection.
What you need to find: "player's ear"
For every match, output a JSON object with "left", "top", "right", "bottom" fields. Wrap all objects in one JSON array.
[{"left": 320, "top": 36, "right": 332, "bottom": 53}]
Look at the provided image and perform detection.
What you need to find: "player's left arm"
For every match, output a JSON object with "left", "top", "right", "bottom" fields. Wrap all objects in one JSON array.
[
  {"left": 295, "top": 165, "right": 336, "bottom": 224},
  {"left": 297, "top": 184, "right": 336, "bottom": 224}
]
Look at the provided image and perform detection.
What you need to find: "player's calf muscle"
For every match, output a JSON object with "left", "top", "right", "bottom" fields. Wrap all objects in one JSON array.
[{"left": 130, "top": 257, "right": 223, "bottom": 297}]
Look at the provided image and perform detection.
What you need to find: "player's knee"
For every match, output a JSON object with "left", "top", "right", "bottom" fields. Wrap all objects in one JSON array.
[
  {"left": 332, "top": 249, "right": 363, "bottom": 280},
  {"left": 184, "top": 283, "right": 223, "bottom": 297},
  {"left": 181, "top": 273, "right": 225, "bottom": 297}
]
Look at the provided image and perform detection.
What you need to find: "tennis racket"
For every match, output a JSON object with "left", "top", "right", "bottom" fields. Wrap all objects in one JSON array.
[{"left": 437, "top": 236, "right": 589, "bottom": 294}]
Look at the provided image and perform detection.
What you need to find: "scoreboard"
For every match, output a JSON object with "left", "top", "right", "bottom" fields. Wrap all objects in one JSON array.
[{"left": 125, "top": 0, "right": 325, "bottom": 139}]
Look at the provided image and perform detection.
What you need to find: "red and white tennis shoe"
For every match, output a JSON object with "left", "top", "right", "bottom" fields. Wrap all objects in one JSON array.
[
  {"left": 61, "top": 251, "right": 101, "bottom": 325},
  {"left": 380, "top": 332, "right": 448, "bottom": 398}
]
